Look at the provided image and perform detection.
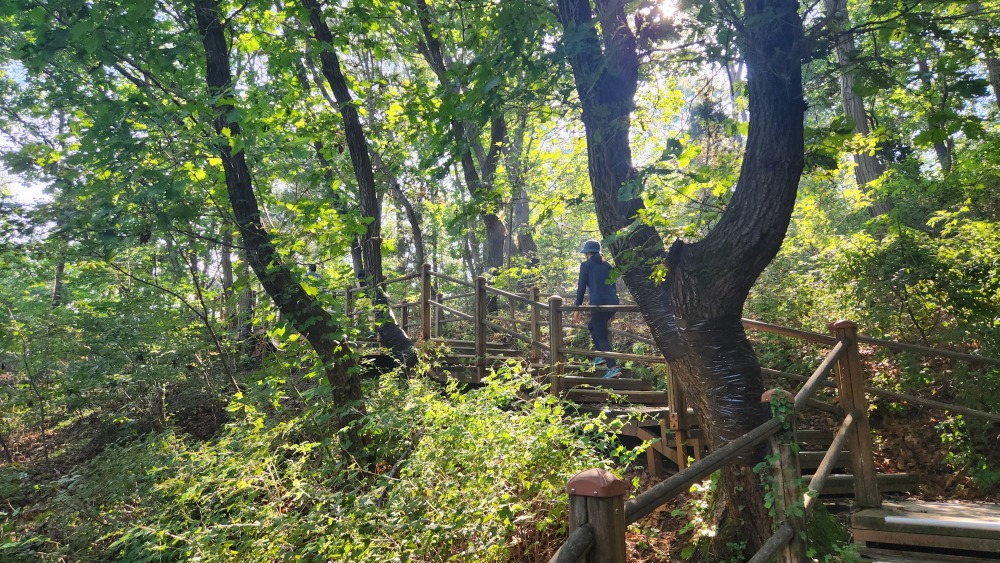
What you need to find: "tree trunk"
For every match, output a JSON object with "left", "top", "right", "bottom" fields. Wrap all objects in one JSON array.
[
  {"left": 193, "top": 0, "right": 368, "bottom": 452},
  {"left": 300, "top": 0, "right": 414, "bottom": 364},
  {"left": 986, "top": 56, "right": 1000, "bottom": 109},
  {"left": 917, "top": 59, "right": 953, "bottom": 173},
  {"left": 825, "top": 0, "right": 892, "bottom": 216},
  {"left": 504, "top": 111, "right": 538, "bottom": 259},
  {"left": 301, "top": 0, "right": 383, "bottom": 287},
  {"left": 50, "top": 260, "right": 65, "bottom": 308},
  {"left": 414, "top": 0, "right": 507, "bottom": 277},
  {"left": 967, "top": 2, "right": 1000, "bottom": 109},
  {"left": 557, "top": 0, "right": 804, "bottom": 556},
  {"left": 389, "top": 180, "right": 425, "bottom": 270},
  {"left": 220, "top": 229, "right": 234, "bottom": 324}
]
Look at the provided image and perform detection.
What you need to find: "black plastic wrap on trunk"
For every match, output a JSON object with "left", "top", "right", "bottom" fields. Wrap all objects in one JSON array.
[{"left": 678, "top": 315, "right": 767, "bottom": 461}]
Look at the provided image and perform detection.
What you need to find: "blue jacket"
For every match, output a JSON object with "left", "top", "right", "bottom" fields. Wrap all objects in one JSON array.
[{"left": 575, "top": 254, "right": 620, "bottom": 306}]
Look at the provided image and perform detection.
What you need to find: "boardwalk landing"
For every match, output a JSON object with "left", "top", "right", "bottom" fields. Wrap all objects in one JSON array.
[{"left": 854, "top": 500, "right": 1000, "bottom": 561}]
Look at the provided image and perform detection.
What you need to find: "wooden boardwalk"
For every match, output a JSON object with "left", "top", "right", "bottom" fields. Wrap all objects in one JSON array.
[{"left": 348, "top": 266, "right": 1000, "bottom": 562}]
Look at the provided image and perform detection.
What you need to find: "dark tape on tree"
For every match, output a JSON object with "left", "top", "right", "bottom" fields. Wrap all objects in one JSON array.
[{"left": 679, "top": 315, "right": 768, "bottom": 462}]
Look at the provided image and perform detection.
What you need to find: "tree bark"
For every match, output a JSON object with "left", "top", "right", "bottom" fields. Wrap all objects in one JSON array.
[
  {"left": 966, "top": 2, "right": 1000, "bottom": 109},
  {"left": 986, "top": 56, "right": 1000, "bottom": 109},
  {"left": 504, "top": 111, "right": 538, "bottom": 259},
  {"left": 557, "top": 0, "right": 805, "bottom": 556},
  {"left": 825, "top": 0, "right": 892, "bottom": 216},
  {"left": 389, "top": 180, "right": 425, "bottom": 270},
  {"left": 193, "top": 0, "right": 367, "bottom": 451}
]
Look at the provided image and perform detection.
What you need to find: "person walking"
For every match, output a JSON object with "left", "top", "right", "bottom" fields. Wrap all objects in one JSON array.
[{"left": 572, "top": 240, "right": 622, "bottom": 378}]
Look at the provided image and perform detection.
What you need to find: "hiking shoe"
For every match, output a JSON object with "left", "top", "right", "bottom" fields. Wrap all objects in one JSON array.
[
  {"left": 602, "top": 367, "right": 622, "bottom": 379},
  {"left": 592, "top": 357, "right": 607, "bottom": 366}
]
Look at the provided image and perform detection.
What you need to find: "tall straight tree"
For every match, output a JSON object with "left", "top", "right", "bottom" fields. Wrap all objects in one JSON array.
[
  {"left": 192, "top": 0, "right": 368, "bottom": 453},
  {"left": 557, "top": 0, "right": 805, "bottom": 556},
  {"left": 825, "top": 0, "right": 893, "bottom": 216},
  {"left": 298, "top": 0, "right": 414, "bottom": 359}
]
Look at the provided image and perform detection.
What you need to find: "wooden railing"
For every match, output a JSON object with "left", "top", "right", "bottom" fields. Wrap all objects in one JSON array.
[{"left": 550, "top": 321, "right": 877, "bottom": 562}]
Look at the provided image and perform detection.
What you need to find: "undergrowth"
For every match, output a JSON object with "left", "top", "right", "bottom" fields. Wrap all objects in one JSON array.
[{"left": 1, "top": 364, "right": 621, "bottom": 561}]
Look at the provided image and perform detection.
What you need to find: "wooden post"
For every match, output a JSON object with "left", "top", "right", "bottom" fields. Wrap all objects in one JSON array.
[
  {"left": 667, "top": 370, "right": 688, "bottom": 470},
  {"left": 830, "top": 320, "right": 881, "bottom": 509},
  {"left": 401, "top": 304, "right": 409, "bottom": 334},
  {"left": 764, "top": 391, "right": 807, "bottom": 562},
  {"left": 549, "top": 295, "right": 564, "bottom": 376},
  {"left": 344, "top": 287, "right": 355, "bottom": 324},
  {"left": 475, "top": 276, "right": 488, "bottom": 383},
  {"left": 529, "top": 286, "right": 542, "bottom": 363},
  {"left": 420, "top": 263, "right": 432, "bottom": 341},
  {"left": 566, "top": 469, "right": 628, "bottom": 563}
]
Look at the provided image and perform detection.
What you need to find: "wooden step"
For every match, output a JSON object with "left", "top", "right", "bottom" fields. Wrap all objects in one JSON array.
[
  {"left": 852, "top": 500, "right": 1000, "bottom": 556},
  {"left": 859, "top": 546, "right": 999, "bottom": 562},
  {"left": 565, "top": 388, "right": 669, "bottom": 405},
  {"left": 797, "top": 449, "right": 851, "bottom": 471},
  {"left": 805, "top": 473, "right": 917, "bottom": 496},
  {"left": 553, "top": 375, "right": 654, "bottom": 391}
]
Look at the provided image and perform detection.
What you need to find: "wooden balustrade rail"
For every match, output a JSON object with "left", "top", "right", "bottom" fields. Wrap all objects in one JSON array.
[{"left": 557, "top": 325, "right": 872, "bottom": 562}]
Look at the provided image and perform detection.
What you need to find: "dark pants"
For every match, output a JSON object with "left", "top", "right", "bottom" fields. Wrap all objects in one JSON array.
[{"left": 588, "top": 311, "right": 616, "bottom": 368}]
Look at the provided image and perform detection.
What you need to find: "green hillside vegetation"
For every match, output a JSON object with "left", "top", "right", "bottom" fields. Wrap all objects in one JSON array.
[{"left": 2, "top": 0, "right": 999, "bottom": 559}]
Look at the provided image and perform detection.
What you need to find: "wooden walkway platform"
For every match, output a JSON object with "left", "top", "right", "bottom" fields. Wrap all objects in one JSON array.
[{"left": 853, "top": 500, "right": 1000, "bottom": 560}]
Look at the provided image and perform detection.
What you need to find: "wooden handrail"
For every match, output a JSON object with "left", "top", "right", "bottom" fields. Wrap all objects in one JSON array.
[
  {"left": 804, "top": 412, "right": 856, "bottom": 512},
  {"left": 378, "top": 272, "right": 420, "bottom": 287},
  {"left": 558, "top": 304, "right": 641, "bottom": 313},
  {"left": 486, "top": 315, "right": 532, "bottom": 327},
  {"left": 439, "top": 291, "right": 475, "bottom": 302},
  {"left": 747, "top": 522, "right": 795, "bottom": 563},
  {"left": 482, "top": 318, "right": 541, "bottom": 349},
  {"left": 562, "top": 346, "right": 668, "bottom": 365},
  {"left": 857, "top": 334, "right": 1000, "bottom": 366},
  {"left": 625, "top": 338, "right": 846, "bottom": 525},
  {"left": 483, "top": 284, "right": 549, "bottom": 308},
  {"left": 565, "top": 321, "right": 656, "bottom": 346},
  {"left": 429, "top": 271, "right": 475, "bottom": 288},
  {"left": 625, "top": 417, "right": 783, "bottom": 523},
  {"left": 766, "top": 368, "right": 1000, "bottom": 422},
  {"left": 741, "top": 319, "right": 839, "bottom": 345},
  {"left": 428, "top": 300, "right": 473, "bottom": 322},
  {"left": 549, "top": 523, "right": 594, "bottom": 563},
  {"left": 793, "top": 340, "right": 845, "bottom": 411}
]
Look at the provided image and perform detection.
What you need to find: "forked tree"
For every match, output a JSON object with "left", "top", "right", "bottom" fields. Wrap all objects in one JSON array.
[{"left": 558, "top": 0, "right": 805, "bottom": 555}]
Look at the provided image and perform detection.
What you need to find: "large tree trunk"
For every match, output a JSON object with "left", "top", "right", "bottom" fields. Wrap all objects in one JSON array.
[
  {"left": 825, "top": 0, "right": 892, "bottom": 216},
  {"left": 193, "top": 0, "right": 368, "bottom": 452},
  {"left": 967, "top": 2, "right": 1000, "bottom": 109},
  {"left": 301, "top": 0, "right": 383, "bottom": 286},
  {"left": 505, "top": 111, "right": 538, "bottom": 260},
  {"left": 557, "top": 0, "right": 804, "bottom": 556}
]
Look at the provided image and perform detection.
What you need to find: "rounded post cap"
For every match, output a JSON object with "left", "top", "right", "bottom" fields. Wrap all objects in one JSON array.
[
  {"left": 549, "top": 294, "right": 563, "bottom": 302},
  {"left": 829, "top": 320, "right": 857, "bottom": 330},
  {"left": 566, "top": 468, "right": 629, "bottom": 498},
  {"left": 761, "top": 389, "right": 793, "bottom": 403}
]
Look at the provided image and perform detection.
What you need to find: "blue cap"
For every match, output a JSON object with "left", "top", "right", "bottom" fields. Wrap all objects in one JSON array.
[{"left": 580, "top": 239, "right": 601, "bottom": 254}]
